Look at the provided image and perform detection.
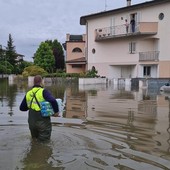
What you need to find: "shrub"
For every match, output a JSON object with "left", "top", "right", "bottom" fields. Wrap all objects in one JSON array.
[{"left": 22, "top": 65, "right": 47, "bottom": 77}]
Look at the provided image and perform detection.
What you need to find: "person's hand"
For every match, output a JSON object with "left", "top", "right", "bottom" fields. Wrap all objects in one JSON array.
[{"left": 53, "top": 113, "right": 60, "bottom": 117}]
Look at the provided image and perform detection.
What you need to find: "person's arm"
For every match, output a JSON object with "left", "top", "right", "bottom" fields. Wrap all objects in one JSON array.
[
  {"left": 19, "top": 95, "right": 29, "bottom": 111},
  {"left": 43, "top": 89, "right": 59, "bottom": 116}
]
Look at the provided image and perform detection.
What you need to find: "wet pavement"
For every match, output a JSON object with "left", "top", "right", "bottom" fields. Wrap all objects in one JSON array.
[{"left": 0, "top": 78, "right": 170, "bottom": 169}]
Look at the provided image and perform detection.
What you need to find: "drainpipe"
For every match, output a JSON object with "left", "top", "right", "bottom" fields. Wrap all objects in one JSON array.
[
  {"left": 127, "top": 0, "right": 131, "bottom": 6},
  {"left": 86, "top": 21, "right": 88, "bottom": 71}
]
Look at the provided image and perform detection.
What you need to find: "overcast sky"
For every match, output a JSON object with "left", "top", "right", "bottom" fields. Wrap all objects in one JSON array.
[{"left": 0, "top": 0, "right": 150, "bottom": 61}]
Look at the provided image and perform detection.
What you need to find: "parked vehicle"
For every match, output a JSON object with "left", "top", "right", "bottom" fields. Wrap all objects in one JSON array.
[{"left": 160, "top": 83, "right": 170, "bottom": 92}]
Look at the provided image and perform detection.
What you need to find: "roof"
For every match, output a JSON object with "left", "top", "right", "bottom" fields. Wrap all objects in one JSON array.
[
  {"left": 69, "top": 35, "right": 83, "bottom": 41},
  {"left": 66, "top": 57, "right": 86, "bottom": 64},
  {"left": 80, "top": 0, "right": 170, "bottom": 25},
  {"left": 16, "top": 53, "right": 24, "bottom": 57}
]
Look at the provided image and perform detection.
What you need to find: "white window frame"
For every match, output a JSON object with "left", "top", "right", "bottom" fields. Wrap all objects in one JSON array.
[{"left": 129, "top": 42, "right": 136, "bottom": 54}]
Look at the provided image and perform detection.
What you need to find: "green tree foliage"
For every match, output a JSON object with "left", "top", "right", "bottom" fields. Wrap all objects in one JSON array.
[
  {"left": 0, "top": 45, "right": 14, "bottom": 74},
  {"left": 17, "top": 61, "right": 33, "bottom": 74},
  {"left": 45, "top": 39, "right": 65, "bottom": 70},
  {"left": 85, "top": 66, "right": 98, "bottom": 78},
  {"left": 0, "top": 60, "right": 13, "bottom": 74},
  {"left": 5, "top": 34, "right": 17, "bottom": 69},
  {"left": 0, "top": 45, "right": 5, "bottom": 74},
  {"left": 0, "top": 45, "right": 4, "bottom": 62},
  {"left": 22, "top": 65, "right": 47, "bottom": 77},
  {"left": 34, "top": 42, "right": 55, "bottom": 73}
]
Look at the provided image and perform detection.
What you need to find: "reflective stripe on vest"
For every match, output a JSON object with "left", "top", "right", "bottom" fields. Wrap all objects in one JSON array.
[{"left": 26, "top": 87, "right": 45, "bottom": 111}]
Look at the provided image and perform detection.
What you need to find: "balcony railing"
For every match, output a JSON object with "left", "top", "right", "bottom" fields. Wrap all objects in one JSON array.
[
  {"left": 95, "top": 22, "right": 158, "bottom": 41},
  {"left": 139, "top": 51, "right": 159, "bottom": 61}
]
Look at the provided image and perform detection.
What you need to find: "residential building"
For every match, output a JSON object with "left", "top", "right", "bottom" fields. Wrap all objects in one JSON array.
[
  {"left": 65, "top": 34, "right": 86, "bottom": 74},
  {"left": 80, "top": 0, "right": 170, "bottom": 82},
  {"left": 16, "top": 54, "right": 24, "bottom": 65},
  {"left": 0, "top": 45, "right": 24, "bottom": 64}
]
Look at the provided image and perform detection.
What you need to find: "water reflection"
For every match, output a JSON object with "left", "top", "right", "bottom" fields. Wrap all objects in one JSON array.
[
  {"left": 165, "top": 96, "right": 170, "bottom": 153},
  {"left": 22, "top": 141, "right": 55, "bottom": 170},
  {"left": 0, "top": 78, "right": 170, "bottom": 169},
  {"left": 0, "top": 78, "right": 17, "bottom": 116}
]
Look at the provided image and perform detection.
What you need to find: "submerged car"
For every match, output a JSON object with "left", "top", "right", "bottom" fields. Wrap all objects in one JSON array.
[{"left": 160, "top": 83, "right": 170, "bottom": 92}]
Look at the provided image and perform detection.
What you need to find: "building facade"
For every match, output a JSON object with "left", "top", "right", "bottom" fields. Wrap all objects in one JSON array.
[
  {"left": 65, "top": 34, "right": 86, "bottom": 74},
  {"left": 80, "top": 0, "right": 170, "bottom": 81}
]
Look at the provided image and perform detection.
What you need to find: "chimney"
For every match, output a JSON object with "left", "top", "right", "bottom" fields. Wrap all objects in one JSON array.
[{"left": 127, "top": 0, "right": 131, "bottom": 6}]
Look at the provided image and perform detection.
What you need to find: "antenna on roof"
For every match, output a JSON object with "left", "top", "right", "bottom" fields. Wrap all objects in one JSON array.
[
  {"left": 104, "top": 0, "right": 107, "bottom": 11},
  {"left": 127, "top": 0, "right": 131, "bottom": 6}
]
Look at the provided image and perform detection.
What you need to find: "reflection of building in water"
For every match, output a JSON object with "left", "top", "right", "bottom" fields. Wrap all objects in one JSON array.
[
  {"left": 86, "top": 88, "right": 138, "bottom": 122},
  {"left": 153, "top": 95, "right": 170, "bottom": 155},
  {"left": 65, "top": 87, "right": 86, "bottom": 118},
  {"left": 138, "top": 100, "right": 157, "bottom": 117},
  {"left": 165, "top": 96, "right": 170, "bottom": 153},
  {"left": 127, "top": 109, "right": 134, "bottom": 127},
  {"left": 167, "top": 100, "right": 170, "bottom": 152}
]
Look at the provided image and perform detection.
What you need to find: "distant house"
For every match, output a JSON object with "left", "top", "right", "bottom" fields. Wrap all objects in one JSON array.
[
  {"left": 16, "top": 54, "right": 24, "bottom": 64},
  {"left": 0, "top": 45, "right": 24, "bottom": 64},
  {"left": 64, "top": 34, "right": 86, "bottom": 74},
  {"left": 80, "top": 0, "right": 170, "bottom": 81}
]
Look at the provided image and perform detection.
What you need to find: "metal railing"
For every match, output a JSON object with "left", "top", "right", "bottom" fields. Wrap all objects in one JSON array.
[
  {"left": 95, "top": 22, "right": 158, "bottom": 40},
  {"left": 139, "top": 51, "right": 159, "bottom": 61},
  {"left": 95, "top": 24, "right": 139, "bottom": 39}
]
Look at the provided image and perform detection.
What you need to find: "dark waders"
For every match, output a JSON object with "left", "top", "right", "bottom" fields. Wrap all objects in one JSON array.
[{"left": 28, "top": 109, "right": 52, "bottom": 141}]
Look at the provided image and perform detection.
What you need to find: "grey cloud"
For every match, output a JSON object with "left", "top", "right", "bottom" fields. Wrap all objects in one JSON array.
[{"left": 0, "top": 0, "right": 149, "bottom": 61}]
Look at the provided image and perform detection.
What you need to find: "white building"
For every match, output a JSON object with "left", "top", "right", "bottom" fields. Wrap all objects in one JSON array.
[{"left": 80, "top": 0, "right": 170, "bottom": 82}]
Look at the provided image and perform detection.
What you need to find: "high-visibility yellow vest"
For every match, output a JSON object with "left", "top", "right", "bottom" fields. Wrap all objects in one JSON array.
[{"left": 26, "top": 87, "right": 45, "bottom": 111}]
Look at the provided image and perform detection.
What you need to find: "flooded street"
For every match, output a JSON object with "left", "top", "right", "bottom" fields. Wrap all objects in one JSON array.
[{"left": 0, "top": 78, "right": 170, "bottom": 170}]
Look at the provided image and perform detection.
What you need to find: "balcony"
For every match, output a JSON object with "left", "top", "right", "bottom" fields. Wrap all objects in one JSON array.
[
  {"left": 95, "top": 22, "right": 158, "bottom": 41},
  {"left": 139, "top": 51, "right": 159, "bottom": 62}
]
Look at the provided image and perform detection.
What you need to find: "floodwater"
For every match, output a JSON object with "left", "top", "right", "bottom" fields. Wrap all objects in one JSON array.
[{"left": 0, "top": 78, "right": 170, "bottom": 170}]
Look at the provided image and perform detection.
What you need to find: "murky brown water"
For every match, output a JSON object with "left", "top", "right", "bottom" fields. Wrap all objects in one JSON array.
[{"left": 0, "top": 78, "right": 170, "bottom": 170}]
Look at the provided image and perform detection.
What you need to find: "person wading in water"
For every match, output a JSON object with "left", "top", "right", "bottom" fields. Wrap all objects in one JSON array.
[{"left": 20, "top": 75, "right": 59, "bottom": 142}]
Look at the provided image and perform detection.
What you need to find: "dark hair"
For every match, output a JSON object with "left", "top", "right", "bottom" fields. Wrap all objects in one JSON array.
[{"left": 34, "top": 75, "right": 42, "bottom": 85}]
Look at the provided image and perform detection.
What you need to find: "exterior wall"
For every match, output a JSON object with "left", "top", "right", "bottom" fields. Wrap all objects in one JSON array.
[
  {"left": 66, "top": 42, "right": 85, "bottom": 61},
  {"left": 66, "top": 34, "right": 86, "bottom": 73},
  {"left": 85, "top": 1, "right": 170, "bottom": 79},
  {"left": 138, "top": 4, "right": 170, "bottom": 61},
  {"left": 159, "top": 61, "right": 170, "bottom": 78},
  {"left": 67, "top": 64, "right": 86, "bottom": 73},
  {"left": 79, "top": 78, "right": 107, "bottom": 85}
]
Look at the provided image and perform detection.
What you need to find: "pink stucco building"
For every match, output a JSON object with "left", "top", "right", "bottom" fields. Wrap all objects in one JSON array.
[{"left": 65, "top": 34, "right": 86, "bottom": 74}]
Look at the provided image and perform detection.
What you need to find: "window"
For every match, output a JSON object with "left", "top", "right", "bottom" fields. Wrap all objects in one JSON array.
[
  {"left": 143, "top": 66, "right": 151, "bottom": 76},
  {"left": 159, "top": 13, "right": 164, "bottom": 20},
  {"left": 92, "top": 48, "right": 96, "bottom": 54},
  {"left": 129, "top": 42, "right": 136, "bottom": 54},
  {"left": 72, "top": 64, "right": 82, "bottom": 68},
  {"left": 72, "top": 47, "right": 82, "bottom": 53}
]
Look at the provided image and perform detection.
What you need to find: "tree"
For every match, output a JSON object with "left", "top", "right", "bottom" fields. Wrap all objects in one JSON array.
[
  {"left": 0, "top": 45, "right": 4, "bottom": 62},
  {"left": 5, "top": 34, "right": 17, "bottom": 71},
  {"left": 0, "top": 45, "right": 14, "bottom": 74},
  {"left": 0, "top": 60, "right": 13, "bottom": 74},
  {"left": 17, "top": 61, "right": 33, "bottom": 74},
  {"left": 45, "top": 39, "right": 65, "bottom": 70},
  {"left": 0, "top": 45, "right": 5, "bottom": 74},
  {"left": 34, "top": 42, "right": 55, "bottom": 73},
  {"left": 22, "top": 65, "right": 47, "bottom": 77}
]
